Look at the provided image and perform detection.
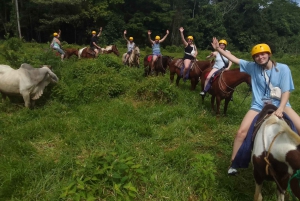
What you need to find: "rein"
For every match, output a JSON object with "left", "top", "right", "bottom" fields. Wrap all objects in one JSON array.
[
  {"left": 262, "top": 121, "right": 286, "bottom": 194},
  {"left": 288, "top": 170, "right": 300, "bottom": 200},
  {"left": 218, "top": 71, "right": 235, "bottom": 95}
]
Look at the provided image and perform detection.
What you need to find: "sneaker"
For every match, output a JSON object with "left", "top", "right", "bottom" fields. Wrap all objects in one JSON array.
[
  {"left": 228, "top": 167, "right": 238, "bottom": 175},
  {"left": 199, "top": 91, "right": 206, "bottom": 96}
]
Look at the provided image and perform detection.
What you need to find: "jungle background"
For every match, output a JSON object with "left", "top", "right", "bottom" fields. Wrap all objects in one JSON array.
[{"left": 1, "top": 0, "right": 300, "bottom": 54}]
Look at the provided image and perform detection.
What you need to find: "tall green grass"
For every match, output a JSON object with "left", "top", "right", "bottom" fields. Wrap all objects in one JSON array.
[{"left": 0, "top": 38, "right": 299, "bottom": 200}]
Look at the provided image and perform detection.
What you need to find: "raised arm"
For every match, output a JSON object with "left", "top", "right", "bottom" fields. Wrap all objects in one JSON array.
[
  {"left": 97, "top": 27, "right": 102, "bottom": 37},
  {"left": 123, "top": 30, "right": 129, "bottom": 43},
  {"left": 179, "top": 27, "right": 188, "bottom": 46},
  {"left": 159, "top": 30, "right": 169, "bottom": 43},
  {"left": 148, "top": 30, "right": 154, "bottom": 44},
  {"left": 57, "top": 29, "right": 61, "bottom": 38},
  {"left": 212, "top": 37, "right": 240, "bottom": 65}
]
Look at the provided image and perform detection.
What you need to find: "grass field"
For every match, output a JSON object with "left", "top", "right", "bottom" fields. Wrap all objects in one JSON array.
[{"left": 1, "top": 38, "right": 300, "bottom": 201}]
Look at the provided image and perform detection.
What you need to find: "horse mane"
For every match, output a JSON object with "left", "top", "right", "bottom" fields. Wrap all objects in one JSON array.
[{"left": 265, "top": 115, "right": 300, "bottom": 144}]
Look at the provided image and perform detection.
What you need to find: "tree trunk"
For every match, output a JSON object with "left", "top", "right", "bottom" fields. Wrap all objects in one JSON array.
[{"left": 15, "top": 0, "right": 22, "bottom": 39}]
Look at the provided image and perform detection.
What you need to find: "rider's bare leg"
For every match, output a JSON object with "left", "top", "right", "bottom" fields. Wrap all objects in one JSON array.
[
  {"left": 183, "top": 59, "right": 191, "bottom": 78},
  {"left": 95, "top": 49, "right": 99, "bottom": 57},
  {"left": 61, "top": 54, "right": 64, "bottom": 61},
  {"left": 152, "top": 55, "right": 157, "bottom": 71}
]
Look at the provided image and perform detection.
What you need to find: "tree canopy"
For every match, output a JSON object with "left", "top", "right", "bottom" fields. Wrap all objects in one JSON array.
[{"left": 1, "top": 0, "right": 300, "bottom": 53}]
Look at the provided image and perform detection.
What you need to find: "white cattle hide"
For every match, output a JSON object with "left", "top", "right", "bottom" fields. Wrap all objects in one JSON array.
[{"left": 0, "top": 63, "right": 59, "bottom": 108}]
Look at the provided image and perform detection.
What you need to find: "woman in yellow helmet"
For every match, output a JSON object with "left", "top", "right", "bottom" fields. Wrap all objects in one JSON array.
[
  {"left": 123, "top": 30, "right": 138, "bottom": 66},
  {"left": 147, "top": 29, "right": 169, "bottom": 73},
  {"left": 199, "top": 39, "right": 232, "bottom": 95},
  {"left": 90, "top": 27, "right": 102, "bottom": 57},
  {"left": 179, "top": 27, "right": 198, "bottom": 80},
  {"left": 50, "top": 29, "right": 65, "bottom": 61},
  {"left": 208, "top": 37, "right": 300, "bottom": 176}
]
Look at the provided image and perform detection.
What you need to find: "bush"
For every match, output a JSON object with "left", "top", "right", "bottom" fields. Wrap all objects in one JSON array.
[{"left": 134, "top": 77, "right": 178, "bottom": 104}]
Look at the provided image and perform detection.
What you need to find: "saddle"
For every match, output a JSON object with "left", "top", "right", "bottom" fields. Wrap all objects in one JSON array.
[
  {"left": 87, "top": 47, "right": 96, "bottom": 55},
  {"left": 175, "top": 59, "right": 196, "bottom": 70},
  {"left": 252, "top": 104, "right": 294, "bottom": 141}
]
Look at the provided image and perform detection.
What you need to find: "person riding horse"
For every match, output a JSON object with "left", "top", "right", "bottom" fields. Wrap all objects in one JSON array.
[
  {"left": 50, "top": 29, "right": 65, "bottom": 61},
  {"left": 200, "top": 39, "right": 232, "bottom": 96},
  {"left": 208, "top": 37, "right": 300, "bottom": 176},
  {"left": 90, "top": 27, "right": 102, "bottom": 57},
  {"left": 123, "top": 30, "right": 137, "bottom": 66},
  {"left": 179, "top": 27, "right": 198, "bottom": 81},
  {"left": 147, "top": 29, "right": 169, "bottom": 74}
]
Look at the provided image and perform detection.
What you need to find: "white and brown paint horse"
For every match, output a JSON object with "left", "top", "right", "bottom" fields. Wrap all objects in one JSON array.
[
  {"left": 78, "top": 45, "right": 120, "bottom": 59},
  {"left": 122, "top": 46, "right": 140, "bottom": 67},
  {"left": 252, "top": 114, "right": 300, "bottom": 201}
]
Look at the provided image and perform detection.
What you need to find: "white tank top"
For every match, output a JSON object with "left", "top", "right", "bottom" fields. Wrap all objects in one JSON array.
[{"left": 213, "top": 51, "right": 229, "bottom": 70}]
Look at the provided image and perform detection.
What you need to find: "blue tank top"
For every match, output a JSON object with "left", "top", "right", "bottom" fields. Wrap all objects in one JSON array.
[{"left": 152, "top": 43, "right": 161, "bottom": 54}]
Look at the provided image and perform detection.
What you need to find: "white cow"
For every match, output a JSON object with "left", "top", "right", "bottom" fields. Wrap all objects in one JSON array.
[{"left": 0, "top": 63, "right": 59, "bottom": 108}]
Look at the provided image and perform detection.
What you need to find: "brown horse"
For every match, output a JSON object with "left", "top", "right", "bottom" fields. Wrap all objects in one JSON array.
[
  {"left": 200, "top": 68, "right": 251, "bottom": 115},
  {"left": 169, "top": 59, "right": 214, "bottom": 90},
  {"left": 100, "top": 45, "right": 120, "bottom": 56},
  {"left": 78, "top": 45, "right": 119, "bottom": 59},
  {"left": 54, "top": 48, "right": 78, "bottom": 59},
  {"left": 144, "top": 55, "right": 173, "bottom": 76}
]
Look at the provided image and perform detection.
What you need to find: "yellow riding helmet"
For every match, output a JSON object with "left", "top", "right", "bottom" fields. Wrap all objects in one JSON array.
[
  {"left": 187, "top": 36, "right": 193, "bottom": 40},
  {"left": 92, "top": 31, "right": 96, "bottom": 34},
  {"left": 53, "top": 32, "right": 58, "bottom": 37},
  {"left": 129, "top": 37, "right": 133, "bottom": 40},
  {"left": 251, "top": 44, "right": 272, "bottom": 57},
  {"left": 219, "top": 39, "right": 227, "bottom": 46},
  {"left": 155, "top": 36, "right": 160, "bottom": 40}
]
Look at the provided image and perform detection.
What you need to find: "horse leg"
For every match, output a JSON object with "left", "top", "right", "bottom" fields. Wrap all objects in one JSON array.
[
  {"left": 254, "top": 183, "right": 263, "bottom": 201},
  {"left": 190, "top": 78, "right": 197, "bottom": 91},
  {"left": 210, "top": 95, "right": 216, "bottom": 112},
  {"left": 215, "top": 96, "right": 221, "bottom": 115},
  {"left": 176, "top": 74, "right": 181, "bottom": 86},
  {"left": 223, "top": 97, "right": 231, "bottom": 115}
]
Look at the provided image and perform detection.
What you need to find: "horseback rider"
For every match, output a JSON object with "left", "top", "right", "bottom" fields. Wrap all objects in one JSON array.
[
  {"left": 208, "top": 37, "right": 300, "bottom": 175},
  {"left": 50, "top": 29, "right": 65, "bottom": 61},
  {"left": 179, "top": 27, "right": 198, "bottom": 80},
  {"left": 123, "top": 30, "right": 136, "bottom": 65},
  {"left": 148, "top": 29, "right": 169, "bottom": 73},
  {"left": 200, "top": 39, "right": 232, "bottom": 96},
  {"left": 90, "top": 27, "right": 102, "bottom": 57}
]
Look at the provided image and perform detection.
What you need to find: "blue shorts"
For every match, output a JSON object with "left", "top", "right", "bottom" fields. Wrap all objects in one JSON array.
[{"left": 54, "top": 48, "right": 65, "bottom": 55}]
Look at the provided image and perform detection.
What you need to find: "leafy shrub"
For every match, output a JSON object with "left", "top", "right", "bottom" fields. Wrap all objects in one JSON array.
[
  {"left": 60, "top": 152, "right": 148, "bottom": 200},
  {"left": 189, "top": 153, "right": 217, "bottom": 201},
  {"left": 52, "top": 61, "right": 130, "bottom": 104},
  {"left": 135, "top": 78, "right": 178, "bottom": 104}
]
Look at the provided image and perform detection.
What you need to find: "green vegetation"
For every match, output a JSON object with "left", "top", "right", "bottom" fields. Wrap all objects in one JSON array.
[
  {"left": 1, "top": 38, "right": 300, "bottom": 200},
  {"left": 1, "top": 0, "right": 300, "bottom": 54}
]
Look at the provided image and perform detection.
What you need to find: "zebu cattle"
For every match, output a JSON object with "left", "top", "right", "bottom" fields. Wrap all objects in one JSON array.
[
  {"left": 252, "top": 114, "right": 300, "bottom": 201},
  {"left": 0, "top": 63, "right": 59, "bottom": 108}
]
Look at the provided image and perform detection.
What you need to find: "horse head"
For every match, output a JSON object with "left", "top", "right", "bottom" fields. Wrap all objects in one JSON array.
[
  {"left": 112, "top": 45, "right": 120, "bottom": 56},
  {"left": 134, "top": 46, "right": 140, "bottom": 58}
]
